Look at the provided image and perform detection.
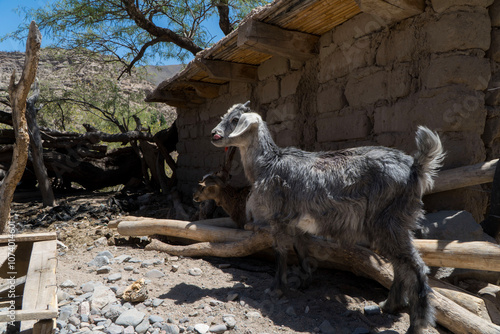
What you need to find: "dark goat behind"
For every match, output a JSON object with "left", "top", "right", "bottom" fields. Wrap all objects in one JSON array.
[
  {"left": 193, "top": 172, "right": 250, "bottom": 229},
  {"left": 211, "top": 103, "right": 445, "bottom": 334}
]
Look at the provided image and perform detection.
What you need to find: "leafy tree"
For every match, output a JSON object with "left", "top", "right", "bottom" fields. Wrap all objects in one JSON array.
[
  {"left": 36, "top": 49, "right": 175, "bottom": 136},
  {"left": 7, "top": 0, "right": 270, "bottom": 78}
]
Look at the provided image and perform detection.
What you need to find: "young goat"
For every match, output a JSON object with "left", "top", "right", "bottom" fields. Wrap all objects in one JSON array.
[
  {"left": 193, "top": 172, "right": 250, "bottom": 229},
  {"left": 211, "top": 102, "right": 444, "bottom": 334}
]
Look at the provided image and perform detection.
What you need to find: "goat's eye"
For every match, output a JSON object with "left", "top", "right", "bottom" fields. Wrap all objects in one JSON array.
[{"left": 231, "top": 118, "right": 239, "bottom": 125}]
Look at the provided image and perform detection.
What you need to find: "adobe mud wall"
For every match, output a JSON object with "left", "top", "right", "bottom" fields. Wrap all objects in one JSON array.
[{"left": 175, "top": 0, "right": 499, "bottom": 222}]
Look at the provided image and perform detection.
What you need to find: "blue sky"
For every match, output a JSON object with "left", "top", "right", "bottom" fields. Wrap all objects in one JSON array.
[
  {"left": 0, "top": 0, "right": 45, "bottom": 52},
  {"left": 0, "top": 0, "right": 225, "bottom": 65}
]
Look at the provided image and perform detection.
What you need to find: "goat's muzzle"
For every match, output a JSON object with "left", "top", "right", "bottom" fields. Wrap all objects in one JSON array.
[{"left": 211, "top": 132, "right": 223, "bottom": 142}]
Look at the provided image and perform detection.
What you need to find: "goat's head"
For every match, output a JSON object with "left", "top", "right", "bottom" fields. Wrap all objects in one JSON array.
[
  {"left": 193, "top": 173, "right": 226, "bottom": 202},
  {"left": 211, "top": 101, "right": 261, "bottom": 148}
]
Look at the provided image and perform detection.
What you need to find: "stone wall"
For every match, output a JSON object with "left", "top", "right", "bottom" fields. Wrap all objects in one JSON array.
[{"left": 175, "top": 0, "right": 498, "bottom": 221}]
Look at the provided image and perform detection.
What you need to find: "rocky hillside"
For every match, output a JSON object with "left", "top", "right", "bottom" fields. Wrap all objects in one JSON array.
[
  {"left": 0, "top": 49, "right": 180, "bottom": 130},
  {"left": 143, "top": 64, "right": 184, "bottom": 86},
  {"left": 0, "top": 50, "right": 182, "bottom": 89}
]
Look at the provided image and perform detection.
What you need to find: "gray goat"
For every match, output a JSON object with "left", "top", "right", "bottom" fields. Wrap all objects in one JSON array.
[{"left": 211, "top": 102, "right": 444, "bottom": 334}]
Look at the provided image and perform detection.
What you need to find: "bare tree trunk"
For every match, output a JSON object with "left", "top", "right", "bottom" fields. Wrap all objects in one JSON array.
[
  {"left": 0, "top": 21, "right": 41, "bottom": 232},
  {"left": 138, "top": 139, "right": 161, "bottom": 189},
  {"left": 26, "top": 83, "right": 55, "bottom": 207},
  {"left": 156, "top": 154, "right": 169, "bottom": 194},
  {"left": 154, "top": 123, "right": 178, "bottom": 189}
]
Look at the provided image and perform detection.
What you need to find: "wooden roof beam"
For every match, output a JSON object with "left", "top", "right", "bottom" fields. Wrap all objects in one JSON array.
[
  {"left": 237, "top": 19, "right": 319, "bottom": 61},
  {"left": 354, "top": 0, "right": 425, "bottom": 23},
  {"left": 195, "top": 58, "right": 258, "bottom": 83},
  {"left": 181, "top": 82, "right": 221, "bottom": 99},
  {"left": 145, "top": 89, "right": 205, "bottom": 107}
]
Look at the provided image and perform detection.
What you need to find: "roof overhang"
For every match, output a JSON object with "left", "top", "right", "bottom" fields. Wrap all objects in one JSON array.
[{"left": 146, "top": 0, "right": 425, "bottom": 106}]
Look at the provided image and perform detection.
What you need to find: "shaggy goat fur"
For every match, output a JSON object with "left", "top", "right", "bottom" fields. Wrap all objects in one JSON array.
[
  {"left": 211, "top": 102, "right": 444, "bottom": 334},
  {"left": 193, "top": 172, "right": 250, "bottom": 229}
]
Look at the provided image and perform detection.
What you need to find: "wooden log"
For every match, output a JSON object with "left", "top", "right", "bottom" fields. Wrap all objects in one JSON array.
[
  {"left": 432, "top": 289, "right": 500, "bottom": 334},
  {"left": 109, "top": 216, "right": 236, "bottom": 229},
  {"left": 429, "top": 159, "right": 498, "bottom": 194},
  {"left": 116, "top": 218, "right": 500, "bottom": 272},
  {"left": 416, "top": 240, "right": 500, "bottom": 272},
  {"left": 146, "top": 231, "right": 273, "bottom": 258},
  {"left": 117, "top": 219, "right": 252, "bottom": 243},
  {"left": 429, "top": 277, "right": 500, "bottom": 325}
]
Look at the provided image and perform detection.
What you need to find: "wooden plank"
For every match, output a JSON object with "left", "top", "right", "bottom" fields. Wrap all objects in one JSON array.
[
  {"left": 33, "top": 318, "right": 55, "bottom": 334},
  {"left": 0, "top": 241, "right": 33, "bottom": 279},
  {"left": 0, "top": 245, "right": 15, "bottom": 268},
  {"left": 0, "top": 232, "right": 56, "bottom": 244},
  {"left": 20, "top": 240, "right": 57, "bottom": 331},
  {"left": 0, "top": 309, "right": 57, "bottom": 323},
  {"left": 0, "top": 275, "right": 26, "bottom": 297}
]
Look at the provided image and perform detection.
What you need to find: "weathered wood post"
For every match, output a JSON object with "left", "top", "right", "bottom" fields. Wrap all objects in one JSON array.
[{"left": 0, "top": 21, "right": 42, "bottom": 232}]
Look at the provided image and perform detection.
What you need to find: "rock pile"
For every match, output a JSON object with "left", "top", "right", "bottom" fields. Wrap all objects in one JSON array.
[{"left": 56, "top": 251, "right": 236, "bottom": 334}]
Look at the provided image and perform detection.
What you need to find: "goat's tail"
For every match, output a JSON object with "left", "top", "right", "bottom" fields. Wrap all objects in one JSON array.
[{"left": 413, "top": 126, "right": 445, "bottom": 195}]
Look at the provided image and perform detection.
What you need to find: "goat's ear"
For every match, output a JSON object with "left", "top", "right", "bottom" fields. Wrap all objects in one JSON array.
[
  {"left": 229, "top": 113, "right": 259, "bottom": 138},
  {"left": 213, "top": 176, "right": 226, "bottom": 187}
]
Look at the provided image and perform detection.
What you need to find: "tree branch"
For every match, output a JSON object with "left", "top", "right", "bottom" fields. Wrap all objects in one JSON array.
[
  {"left": 215, "top": 0, "right": 233, "bottom": 35},
  {"left": 44, "top": 97, "right": 126, "bottom": 132},
  {"left": 121, "top": 0, "right": 203, "bottom": 56},
  {"left": 118, "top": 37, "right": 166, "bottom": 79}
]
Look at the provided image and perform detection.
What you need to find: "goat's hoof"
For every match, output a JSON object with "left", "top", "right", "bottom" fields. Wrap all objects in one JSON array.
[
  {"left": 405, "top": 325, "right": 424, "bottom": 334},
  {"left": 266, "top": 284, "right": 289, "bottom": 299},
  {"left": 379, "top": 299, "right": 402, "bottom": 314},
  {"left": 299, "top": 276, "right": 312, "bottom": 290},
  {"left": 265, "top": 287, "right": 284, "bottom": 299}
]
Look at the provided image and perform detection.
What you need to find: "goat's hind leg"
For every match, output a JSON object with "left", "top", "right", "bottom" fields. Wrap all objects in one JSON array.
[
  {"left": 379, "top": 263, "right": 407, "bottom": 314},
  {"left": 381, "top": 239, "right": 434, "bottom": 334}
]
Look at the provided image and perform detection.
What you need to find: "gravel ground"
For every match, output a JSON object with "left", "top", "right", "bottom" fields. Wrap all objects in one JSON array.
[{"left": 3, "top": 192, "right": 451, "bottom": 334}]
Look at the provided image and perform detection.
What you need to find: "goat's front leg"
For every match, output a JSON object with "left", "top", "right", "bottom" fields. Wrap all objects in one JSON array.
[
  {"left": 271, "top": 244, "right": 289, "bottom": 297},
  {"left": 292, "top": 233, "right": 313, "bottom": 289},
  {"left": 269, "top": 226, "right": 290, "bottom": 297}
]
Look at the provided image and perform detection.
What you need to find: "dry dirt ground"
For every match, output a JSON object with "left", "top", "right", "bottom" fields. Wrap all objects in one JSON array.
[{"left": 10, "top": 191, "right": 451, "bottom": 334}]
